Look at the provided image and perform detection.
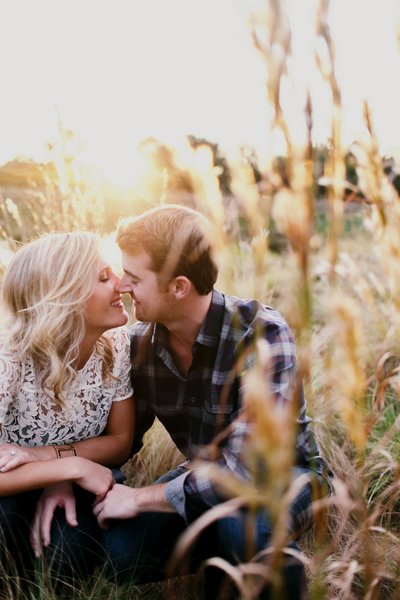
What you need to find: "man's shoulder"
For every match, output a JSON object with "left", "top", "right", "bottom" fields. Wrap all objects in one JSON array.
[
  {"left": 223, "top": 293, "right": 290, "bottom": 333},
  {"left": 221, "top": 292, "right": 296, "bottom": 362}
]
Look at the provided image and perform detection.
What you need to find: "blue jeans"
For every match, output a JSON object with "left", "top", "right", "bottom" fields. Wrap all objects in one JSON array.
[
  {"left": 102, "top": 466, "right": 321, "bottom": 599},
  {"left": 0, "top": 487, "right": 104, "bottom": 581},
  {"left": 0, "top": 468, "right": 125, "bottom": 582}
]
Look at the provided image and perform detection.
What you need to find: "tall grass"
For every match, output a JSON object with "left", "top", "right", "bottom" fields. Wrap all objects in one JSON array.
[{"left": 0, "top": 0, "right": 400, "bottom": 598}]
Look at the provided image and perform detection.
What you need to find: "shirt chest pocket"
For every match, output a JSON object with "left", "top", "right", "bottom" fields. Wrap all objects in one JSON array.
[{"left": 204, "top": 379, "right": 239, "bottom": 415}]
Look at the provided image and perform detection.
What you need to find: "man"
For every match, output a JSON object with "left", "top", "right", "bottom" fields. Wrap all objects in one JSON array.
[{"left": 94, "top": 204, "right": 326, "bottom": 598}]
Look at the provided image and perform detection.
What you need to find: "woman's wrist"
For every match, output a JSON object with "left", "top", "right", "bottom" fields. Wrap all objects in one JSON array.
[
  {"left": 30, "top": 445, "right": 61, "bottom": 462},
  {"left": 58, "top": 456, "right": 85, "bottom": 481},
  {"left": 52, "top": 444, "right": 77, "bottom": 459}
]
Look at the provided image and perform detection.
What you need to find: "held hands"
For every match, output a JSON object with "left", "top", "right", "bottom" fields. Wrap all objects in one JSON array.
[
  {"left": 92, "top": 482, "right": 172, "bottom": 529},
  {"left": 0, "top": 443, "right": 40, "bottom": 472},
  {"left": 93, "top": 484, "right": 140, "bottom": 529}
]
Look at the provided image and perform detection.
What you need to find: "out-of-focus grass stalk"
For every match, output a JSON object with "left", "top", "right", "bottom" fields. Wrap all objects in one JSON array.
[
  {"left": 315, "top": 0, "right": 345, "bottom": 281},
  {"left": 0, "top": 120, "right": 107, "bottom": 254},
  {"left": 167, "top": 338, "right": 301, "bottom": 598},
  {"left": 250, "top": 0, "right": 293, "bottom": 168}
]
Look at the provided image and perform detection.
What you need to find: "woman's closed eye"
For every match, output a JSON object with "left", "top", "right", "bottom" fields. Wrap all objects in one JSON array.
[{"left": 99, "top": 268, "right": 111, "bottom": 282}]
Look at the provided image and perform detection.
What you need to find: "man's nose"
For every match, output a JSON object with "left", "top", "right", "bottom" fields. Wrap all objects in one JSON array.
[{"left": 116, "top": 275, "right": 131, "bottom": 294}]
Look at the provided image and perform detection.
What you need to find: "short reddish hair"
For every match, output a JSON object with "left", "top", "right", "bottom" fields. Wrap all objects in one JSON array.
[{"left": 116, "top": 204, "right": 219, "bottom": 294}]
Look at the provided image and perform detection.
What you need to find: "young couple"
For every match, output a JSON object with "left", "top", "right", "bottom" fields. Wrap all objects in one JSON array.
[{"left": 0, "top": 204, "right": 326, "bottom": 598}]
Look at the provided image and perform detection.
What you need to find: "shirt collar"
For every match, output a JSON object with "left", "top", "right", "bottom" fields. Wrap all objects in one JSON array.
[
  {"left": 151, "top": 289, "right": 225, "bottom": 350},
  {"left": 195, "top": 289, "right": 225, "bottom": 348}
]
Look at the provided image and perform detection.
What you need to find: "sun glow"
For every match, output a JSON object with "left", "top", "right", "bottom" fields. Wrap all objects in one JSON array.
[{"left": 0, "top": 0, "right": 399, "bottom": 186}]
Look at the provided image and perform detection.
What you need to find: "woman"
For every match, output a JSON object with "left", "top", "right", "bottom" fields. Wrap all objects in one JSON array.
[{"left": 0, "top": 231, "right": 134, "bottom": 578}]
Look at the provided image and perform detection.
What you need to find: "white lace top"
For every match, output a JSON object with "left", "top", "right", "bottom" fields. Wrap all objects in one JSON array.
[{"left": 0, "top": 327, "right": 133, "bottom": 447}]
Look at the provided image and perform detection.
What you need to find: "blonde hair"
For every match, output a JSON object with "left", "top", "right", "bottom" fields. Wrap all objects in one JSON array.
[
  {"left": 116, "top": 204, "right": 219, "bottom": 294},
  {"left": 1, "top": 231, "right": 113, "bottom": 404}
]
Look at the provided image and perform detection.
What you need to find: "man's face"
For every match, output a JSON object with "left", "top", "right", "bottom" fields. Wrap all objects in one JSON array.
[{"left": 118, "top": 250, "right": 173, "bottom": 323}]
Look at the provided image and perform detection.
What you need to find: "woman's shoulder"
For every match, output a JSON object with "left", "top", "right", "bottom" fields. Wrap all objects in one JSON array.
[
  {"left": 0, "top": 342, "right": 24, "bottom": 389},
  {"left": 0, "top": 341, "right": 20, "bottom": 362},
  {"left": 103, "top": 326, "right": 130, "bottom": 355},
  {"left": 102, "top": 327, "right": 131, "bottom": 377}
]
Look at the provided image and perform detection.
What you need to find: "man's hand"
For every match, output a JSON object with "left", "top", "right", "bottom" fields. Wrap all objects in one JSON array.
[
  {"left": 92, "top": 482, "right": 174, "bottom": 529},
  {"left": 92, "top": 484, "right": 139, "bottom": 529},
  {"left": 30, "top": 482, "right": 77, "bottom": 558}
]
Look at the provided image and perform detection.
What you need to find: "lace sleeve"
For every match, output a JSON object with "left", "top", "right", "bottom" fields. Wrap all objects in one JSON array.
[
  {"left": 107, "top": 327, "right": 133, "bottom": 402},
  {"left": 0, "top": 347, "right": 22, "bottom": 423}
]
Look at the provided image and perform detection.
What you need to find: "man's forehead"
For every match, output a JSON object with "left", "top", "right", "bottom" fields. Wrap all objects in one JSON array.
[{"left": 122, "top": 250, "right": 152, "bottom": 270}]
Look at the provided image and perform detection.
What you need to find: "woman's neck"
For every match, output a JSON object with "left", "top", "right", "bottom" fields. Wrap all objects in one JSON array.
[{"left": 77, "top": 335, "right": 98, "bottom": 370}]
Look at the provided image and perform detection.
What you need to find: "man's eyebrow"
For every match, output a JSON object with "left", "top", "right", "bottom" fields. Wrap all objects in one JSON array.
[{"left": 123, "top": 268, "right": 138, "bottom": 279}]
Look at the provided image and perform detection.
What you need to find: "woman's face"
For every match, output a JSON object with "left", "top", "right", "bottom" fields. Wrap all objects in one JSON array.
[{"left": 83, "top": 258, "right": 129, "bottom": 337}]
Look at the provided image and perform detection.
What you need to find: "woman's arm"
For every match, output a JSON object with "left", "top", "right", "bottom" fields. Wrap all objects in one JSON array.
[
  {"left": 26, "top": 399, "right": 135, "bottom": 556},
  {"left": 70, "top": 396, "right": 135, "bottom": 466},
  {"left": 0, "top": 456, "right": 114, "bottom": 499},
  {"left": 0, "top": 397, "right": 135, "bottom": 471}
]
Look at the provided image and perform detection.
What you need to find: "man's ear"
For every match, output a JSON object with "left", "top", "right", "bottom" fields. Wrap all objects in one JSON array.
[{"left": 169, "top": 276, "right": 191, "bottom": 299}]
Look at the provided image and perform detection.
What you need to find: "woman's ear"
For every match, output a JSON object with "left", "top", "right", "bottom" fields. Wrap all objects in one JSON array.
[{"left": 170, "top": 276, "right": 191, "bottom": 299}]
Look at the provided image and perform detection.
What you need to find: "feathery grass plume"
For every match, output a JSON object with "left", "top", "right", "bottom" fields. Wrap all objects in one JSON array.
[
  {"left": 42, "top": 122, "right": 106, "bottom": 233},
  {"left": 249, "top": 0, "right": 293, "bottom": 164},
  {"left": 186, "top": 142, "right": 226, "bottom": 229},
  {"left": 354, "top": 102, "right": 390, "bottom": 229},
  {"left": 228, "top": 149, "right": 269, "bottom": 238},
  {"left": 248, "top": 0, "right": 322, "bottom": 426},
  {"left": 315, "top": 0, "right": 345, "bottom": 279},
  {"left": 271, "top": 158, "right": 314, "bottom": 337},
  {"left": 0, "top": 193, "right": 27, "bottom": 249},
  {"left": 166, "top": 336, "right": 302, "bottom": 598},
  {"left": 326, "top": 292, "right": 368, "bottom": 452},
  {"left": 0, "top": 120, "right": 107, "bottom": 256}
]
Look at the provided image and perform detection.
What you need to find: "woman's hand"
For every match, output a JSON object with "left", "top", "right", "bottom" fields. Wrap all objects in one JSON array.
[
  {"left": 30, "top": 482, "right": 77, "bottom": 558},
  {"left": 70, "top": 457, "right": 115, "bottom": 502},
  {"left": 29, "top": 459, "right": 115, "bottom": 557},
  {"left": 0, "top": 443, "right": 43, "bottom": 472}
]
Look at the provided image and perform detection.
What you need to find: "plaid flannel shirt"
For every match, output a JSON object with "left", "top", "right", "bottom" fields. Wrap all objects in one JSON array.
[{"left": 130, "top": 289, "right": 323, "bottom": 522}]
